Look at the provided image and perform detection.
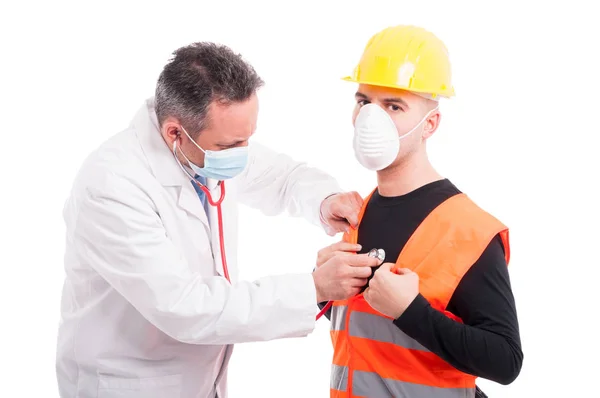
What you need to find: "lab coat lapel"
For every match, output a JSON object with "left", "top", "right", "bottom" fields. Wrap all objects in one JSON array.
[
  {"left": 177, "top": 182, "right": 210, "bottom": 229},
  {"left": 133, "top": 97, "right": 210, "bottom": 229},
  {"left": 206, "top": 178, "right": 226, "bottom": 278}
]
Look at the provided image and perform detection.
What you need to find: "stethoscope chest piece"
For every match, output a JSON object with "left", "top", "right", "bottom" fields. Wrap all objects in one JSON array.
[{"left": 367, "top": 248, "right": 386, "bottom": 264}]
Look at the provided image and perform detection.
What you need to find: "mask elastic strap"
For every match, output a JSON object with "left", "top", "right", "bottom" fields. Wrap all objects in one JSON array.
[
  {"left": 173, "top": 140, "right": 202, "bottom": 183},
  {"left": 398, "top": 106, "right": 439, "bottom": 140},
  {"left": 180, "top": 126, "right": 206, "bottom": 153},
  {"left": 173, "top": 139, "right": 224, "bottom": 188}
]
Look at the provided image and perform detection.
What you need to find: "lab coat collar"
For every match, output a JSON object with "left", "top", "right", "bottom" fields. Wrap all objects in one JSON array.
[
  {"left": 133, "top": 98, "right": 217, "bottom": 228},
  {"left": 133, "top": 97, "right": 190, "bottom": 187}
]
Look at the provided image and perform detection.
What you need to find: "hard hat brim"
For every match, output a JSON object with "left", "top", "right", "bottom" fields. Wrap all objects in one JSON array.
[{"left": 341, "top": 76, "right": 455, "bottom": 98}]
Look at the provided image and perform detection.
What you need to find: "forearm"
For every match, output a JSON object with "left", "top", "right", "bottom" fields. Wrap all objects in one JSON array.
[
  {"left": 275, "top": 162, "right": 341, "bottom": 225},
  {"left": 237, "top": 142, "right": 341, "bottom": 226},
  {"left": 98, "top": 262, "right": 319, "bottom": 345},
  {"left": 161, "top": 273, "right": 318, "bottom": 345},
  {"left": 394, "top": 294, "right": 522, "bottom": 384}
]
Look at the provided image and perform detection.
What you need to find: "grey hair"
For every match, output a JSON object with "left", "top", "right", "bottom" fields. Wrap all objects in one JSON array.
[{"left": 155, "top": 42, "right": 264, "bottom": 136}]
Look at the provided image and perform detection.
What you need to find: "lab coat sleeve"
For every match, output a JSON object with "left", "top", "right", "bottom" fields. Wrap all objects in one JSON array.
[
  {"left": 235, "top": 141, "right": 343, "bottom": 227},
  {"left": 73, "top": 174, "right": 317, "bottom": 345}
]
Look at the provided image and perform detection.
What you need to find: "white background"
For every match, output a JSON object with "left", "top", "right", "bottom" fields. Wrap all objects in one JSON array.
[{"left": 1, "top": 0, "right": 599, "bottom": 397}]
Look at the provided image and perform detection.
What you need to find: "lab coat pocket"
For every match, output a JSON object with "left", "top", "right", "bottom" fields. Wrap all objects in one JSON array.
[{"left": 97, "top": 373, "right": 182, "bottom": 398}]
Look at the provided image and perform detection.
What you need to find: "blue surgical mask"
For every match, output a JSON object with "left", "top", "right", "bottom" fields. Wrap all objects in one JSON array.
[{"left": 177, "top": 126, "right": 249, "bottom": 180}]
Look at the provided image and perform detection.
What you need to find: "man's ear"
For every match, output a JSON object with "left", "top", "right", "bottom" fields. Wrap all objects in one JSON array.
[
  {"left": 161, "top": 118, "right": 182, "bottom": 144},
  {"left": 422, "top": 111, "right": 441, "bottom": 140}
]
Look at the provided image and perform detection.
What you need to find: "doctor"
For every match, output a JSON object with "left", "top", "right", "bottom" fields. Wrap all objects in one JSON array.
[{"left": 56, "top": 42, "right": 379, "bottom": 398}]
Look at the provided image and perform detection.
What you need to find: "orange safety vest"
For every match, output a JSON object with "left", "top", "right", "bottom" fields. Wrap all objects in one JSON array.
[{"left": 330, "top": 191, "right": 510, "bottom": 398}]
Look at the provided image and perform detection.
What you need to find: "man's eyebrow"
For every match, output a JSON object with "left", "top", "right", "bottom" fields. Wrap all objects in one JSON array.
[
  {"left": 382, "top": 97, "right": 409, "bottom": 108},
  {"left": 355, "top": 92, "right": 410, "bottom": 109}
]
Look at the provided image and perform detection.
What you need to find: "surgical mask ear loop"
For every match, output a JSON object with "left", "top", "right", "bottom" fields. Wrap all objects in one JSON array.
[
  {"left": 180, "top": 125, "right": 206, "bottom": 154},
  {"left": 177, "top": 127, "right": 234, "bottom": 185},
  {"left": 172, "top": 139, "right": 225, "bottom": 206},
  {"left": 397, "top": 106, "right": 440, "bottom": 140}
]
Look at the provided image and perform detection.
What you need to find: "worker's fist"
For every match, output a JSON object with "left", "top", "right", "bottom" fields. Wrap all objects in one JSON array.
[
  {"left": 319, "top": 192, "right": 363, "bottom": 236},
  {"left": 316, "top": 241, "right": 362, "bottom": 268},
  {"left": 312, "top": 253, "right": 379, "bottom": 303},
  {"left": 363, "top": 263, "right": 419, "bottom": 319}
]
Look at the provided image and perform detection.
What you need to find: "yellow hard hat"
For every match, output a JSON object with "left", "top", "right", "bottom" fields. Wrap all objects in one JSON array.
[{"left": 343, "top": 25, "right": 455, "bottom": 99}]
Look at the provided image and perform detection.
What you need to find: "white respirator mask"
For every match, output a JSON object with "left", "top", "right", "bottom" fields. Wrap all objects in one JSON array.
[{"left": 352, "top": 103, "right": 438, "bottom": 171}]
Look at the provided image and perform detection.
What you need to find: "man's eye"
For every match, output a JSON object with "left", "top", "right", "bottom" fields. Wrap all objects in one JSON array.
[
  {"left": 358, "top": 100, "right": 370, "bottom": 106},
  {"left": 388, "top": 104, "right": 402, "bottom": 112}
]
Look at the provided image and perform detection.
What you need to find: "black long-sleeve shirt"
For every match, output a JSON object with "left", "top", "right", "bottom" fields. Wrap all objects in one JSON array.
[{"left": 321, "top": 179, "right": 523, "bottom": 385}]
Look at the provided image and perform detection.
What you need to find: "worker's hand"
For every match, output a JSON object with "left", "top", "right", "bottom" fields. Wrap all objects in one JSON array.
[
  {"left": 363, "top": 263, "right": 419, "bottom": 319},
  {"left": 319, "top": 192, "right": 363, "bottom": 236},
  {"left": 316, "top": 241, "right": 362, "bottom": 268},
  {"left": 312, "top": 253, "right": 379, "bottom": 303}
]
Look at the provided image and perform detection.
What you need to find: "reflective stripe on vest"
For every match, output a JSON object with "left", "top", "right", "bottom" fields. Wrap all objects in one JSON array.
[
  {"left": 330, "top": 303, "right": 348, "bottom": 331},
  {"left": 332, "top": 305, "right": 428, "bottom": 351},
  {"left": 330, "top": 192, "right": 510, "bottom": 398},
  {"left": 331, "top": 365, "right": 475, "bottom": 398}
]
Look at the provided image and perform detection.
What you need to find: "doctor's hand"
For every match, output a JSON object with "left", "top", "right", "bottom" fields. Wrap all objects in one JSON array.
[
  {"left": 316, "top": 241, "right": 362, "bottom": 268},
  {"left": 363, "top": 263, "right": 420, "bottom": 319},
  {"left": 312, "top": 253, "right": 379, "bottom": 303},
  {"left": 320, "top": 192, "right": 363, "bottom": 236}
]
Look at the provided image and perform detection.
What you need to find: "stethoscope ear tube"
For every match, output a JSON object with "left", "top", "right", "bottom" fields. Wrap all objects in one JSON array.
[{"left": 175, "top": 136, "right": 230, "bottom": 283}]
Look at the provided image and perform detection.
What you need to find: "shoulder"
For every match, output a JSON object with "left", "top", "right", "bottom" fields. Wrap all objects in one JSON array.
[
  {"left": 69, "top": 129, "right": 153, "bottom": 204},
  {"left": 442, "top": 192, "right": 508, "bottom": 230},
  {"left": 478, "top": 234, "right": 507, "bottom": 264},
  {"left": 245, "top": 140, "right": 293, "bottom": 166},
  {"left": 449, "top": 233, "right": 511, "bottom": 311},
  {"left": 457, "top": 234, "right": 509, "bottom": 298},
  {"left": 433, "top": 191, "right": 511, "bottom": 265}
]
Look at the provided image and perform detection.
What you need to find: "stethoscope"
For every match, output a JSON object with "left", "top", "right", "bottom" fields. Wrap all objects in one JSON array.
[
  {"left": 173, "top": 136, "right": 386, "bottom": 319},
  {"left": 315, "top": 248, "right": 386, "bottom": 320},
  {"left": 173, "top": 138, "right": 232, "bottom": 283}
]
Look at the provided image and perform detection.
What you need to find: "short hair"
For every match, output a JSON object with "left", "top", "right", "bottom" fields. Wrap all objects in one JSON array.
[{"left": 155, "top": 42, "right": 264, "bottom": 136}]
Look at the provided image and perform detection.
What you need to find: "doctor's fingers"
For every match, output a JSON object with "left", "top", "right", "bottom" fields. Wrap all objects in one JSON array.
[
  {"left": 317, "top": 242, "right": 362, "bottom": 266},
  {"left": 351, "top": 277, "right": 369, "bottom": 287},
  {"left": 326, "top": 218, "right": 353, "bottom": 234},
  {"left": 328, "top": 200, "right": 361, "bottom": 228},
  {"left": 341, "top": 207, "right": 360, "bottom": 229},
  {"left": 348, "top": 191, "right": 363, "bottom": 212},
  {"left": 346, "top": 266, "right": 375, "bottom": 279},
  {"left": 330, "top": 241, "right": 362, "bottom": 253},
  {"left": 343, "top": 253, "right": 380, "bottom": 267},
  {"left": 343, "top": 192, "right": 364, "bottom": 227},
  {"left": 317, "top": 250, "right": 358, "bottom": 268}
]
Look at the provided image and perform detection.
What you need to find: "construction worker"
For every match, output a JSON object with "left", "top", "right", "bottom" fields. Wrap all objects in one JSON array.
[{"left": 317, "top": 25, "right": 523, "bottom": 397}]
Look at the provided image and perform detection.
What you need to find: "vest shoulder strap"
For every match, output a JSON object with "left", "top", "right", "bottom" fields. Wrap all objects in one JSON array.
[
  {"left": 342, "top": 189, "right": 376, "bottom": 244},
  {"left": 395, "top": 193, "right": 509, "bottom": 311}
]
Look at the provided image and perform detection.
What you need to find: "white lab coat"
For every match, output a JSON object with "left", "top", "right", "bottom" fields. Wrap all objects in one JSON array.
[{"left": 56, "top": 98, "right": 342, "bottom": 398}]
